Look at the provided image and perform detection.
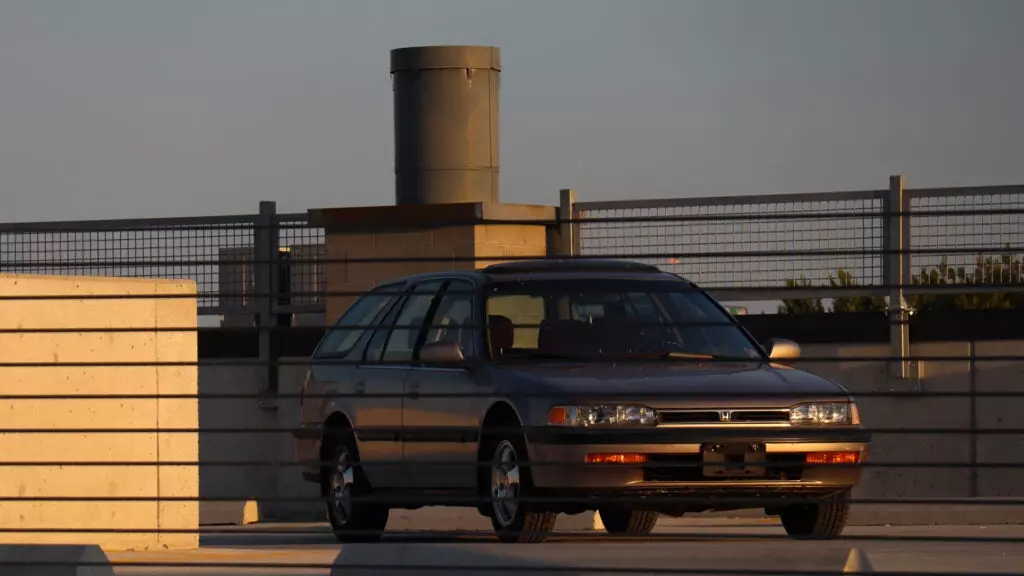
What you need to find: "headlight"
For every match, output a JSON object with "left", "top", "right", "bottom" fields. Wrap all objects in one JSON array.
[
  {"left": 547, "top": 404, "right": 659, "bottom": 427},
  {"left": 789, "top": 402, "right": 860, "bottom": 426}
]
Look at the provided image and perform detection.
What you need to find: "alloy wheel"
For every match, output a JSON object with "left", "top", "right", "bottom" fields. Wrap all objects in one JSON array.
[{"left": 490, "top": 440, "right": 521, "bottom": 527}]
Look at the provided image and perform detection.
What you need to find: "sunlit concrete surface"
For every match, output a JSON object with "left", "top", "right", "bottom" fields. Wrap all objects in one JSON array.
[
  {"left": 0, "top": 274, "right": 199, "bottom": 551},
  {"left": 103, "top": 518, "right": 1024, "bottom": 575}
]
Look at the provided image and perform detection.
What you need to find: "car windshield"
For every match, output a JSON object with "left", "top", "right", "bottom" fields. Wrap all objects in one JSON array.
[{"left": 484, "top": 279, "right": 763, "bottom": 362}]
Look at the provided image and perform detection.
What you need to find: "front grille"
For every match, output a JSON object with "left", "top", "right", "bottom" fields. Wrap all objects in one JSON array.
[
  {"left": 659, "top": 409, "right": 790, "bottom": 426},
  {"left": 644, "top": 453, "right": 806, "bottom": 482}
]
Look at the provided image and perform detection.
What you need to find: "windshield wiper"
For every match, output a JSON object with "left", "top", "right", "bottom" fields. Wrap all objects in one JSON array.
[
  {"left": 661, "top": 351, "right": 715, "bottom": 360},
  {"left": 628, "top": 350, "right": 752, "bottom": 362}
]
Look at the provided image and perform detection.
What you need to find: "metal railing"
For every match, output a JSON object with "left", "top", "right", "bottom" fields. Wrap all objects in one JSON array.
[
  {"left": 573, "top": 180, "right": 1024, "bottom": 302},
  {"left": 3, "top": 177, "right": 1021, "bottom": 317},
  {"left": 0, "top": 200, "right": 324, "bottom": 317}
]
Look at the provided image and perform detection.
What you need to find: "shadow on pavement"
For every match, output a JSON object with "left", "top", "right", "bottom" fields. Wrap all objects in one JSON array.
[
  {"left": 329, "top": 542, "right": 588, "bottom": 576},
  {"left": 327, "top": 538, "right": 859, "bottom": 576}
]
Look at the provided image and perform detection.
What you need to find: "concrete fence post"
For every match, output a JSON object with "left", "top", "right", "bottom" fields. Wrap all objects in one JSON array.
[
  {"left": 883, "top": 175, "right": 912, "bottom": 383},
  {"left": 557, "top": 188, "right": 578, "bottom": 257},
  {"left": 254, "top": 200, "right": 280, "bottom": 407}
]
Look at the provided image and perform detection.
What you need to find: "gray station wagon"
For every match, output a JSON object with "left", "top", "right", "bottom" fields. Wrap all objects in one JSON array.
[{"left": 295, "top": 260, "right": 870, "bottom": 543}]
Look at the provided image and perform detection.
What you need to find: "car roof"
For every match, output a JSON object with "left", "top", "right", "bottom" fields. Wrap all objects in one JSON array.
[{"left": 380, "top": 259, "right": 692, "bottom": 287}]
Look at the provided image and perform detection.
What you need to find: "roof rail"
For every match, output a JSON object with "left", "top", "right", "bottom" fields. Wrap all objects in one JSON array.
[{"left": 483, "top": 259, "right": 662, "bottom": 274}]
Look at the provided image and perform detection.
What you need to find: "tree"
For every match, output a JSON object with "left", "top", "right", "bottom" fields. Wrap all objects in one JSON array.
[
  {"left": 907, "top": 250, "right": 1023, "bottom": 313},
  {"left": 829, "top": 269, "right": 886, "bottom": 313},
  {"left": 778, "top": 275, "right": 825, "bottom": 314},
  {"left": 777, "top": 251, "right": 1024, "bottom": 314}
]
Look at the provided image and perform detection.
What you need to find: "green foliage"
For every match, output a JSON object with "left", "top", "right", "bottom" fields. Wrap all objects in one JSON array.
[
  {"left": 778, "top": 275, "right": 825, "bottom": 315},
  {"left": 829, "top": 269, "right": 887, "bottom": 313},
  {"left": 779, "top": 250, "right": 1024, "bottom": 314},
  {"left": 907, "top": 251, "right": 1024, "bottom": 312}
]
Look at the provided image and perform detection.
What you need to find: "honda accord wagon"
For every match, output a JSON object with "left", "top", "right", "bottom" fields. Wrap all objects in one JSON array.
[{"left": 294, "top": 259, "right": 870, "bottom": 543}]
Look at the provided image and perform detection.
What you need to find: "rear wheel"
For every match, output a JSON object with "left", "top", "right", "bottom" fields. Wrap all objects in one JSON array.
[
  {"left": 322, "top": 437, "right": 389, "bottom": 543},
  {"left": 779, "top": 491, "right": 850, "bottom": 539},
  {"left": 484, "top": 432, "right": 557, "bottom": 543},
  {"left": 598, "top": 507, "right": 660, "bottom": 535}
]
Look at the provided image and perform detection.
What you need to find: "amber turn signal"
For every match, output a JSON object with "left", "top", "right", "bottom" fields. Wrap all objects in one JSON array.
[
  {"left": 586, "top": 453, "right": 647, "bottom": 465},
  {"left": 805, "top": 451, "right": 860, "bottom": 465}
]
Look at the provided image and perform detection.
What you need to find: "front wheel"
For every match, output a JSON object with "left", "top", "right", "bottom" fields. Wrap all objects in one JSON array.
[
  {"left": 598, "top": 507, "right": 660, "bottom": 535},
  {"left": 779, "top": 491, "right": 851, "bottom": 539},
  {"left": 486, "top": 435, "right": 557, "bottom": 543},
  {"left": 323, "top": 441, "right": 389, "bottom": 543}
]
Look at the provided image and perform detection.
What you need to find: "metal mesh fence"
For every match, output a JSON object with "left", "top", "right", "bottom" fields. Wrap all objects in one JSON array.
[
  {"left": 0, "top": 211, "right": 326, "bottom": 314},
  {"left": 575, "top": 193, "right": 886, "bottom": 293},
  {"left": 279, "top": 215, "right": 326, "bottom": 308},
  {"left": 0, "top": 216, "right": 256, "bottom": 312},
  {"left": 909, "top": 187, "right": 1024, "bottom": 287}
]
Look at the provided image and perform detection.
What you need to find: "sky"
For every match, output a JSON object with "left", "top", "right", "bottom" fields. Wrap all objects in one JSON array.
[{"left": 1, "top": 0, "right": 1022, "bottom": 223}]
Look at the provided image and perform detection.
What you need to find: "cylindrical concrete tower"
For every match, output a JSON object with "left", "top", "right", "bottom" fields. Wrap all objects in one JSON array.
[{"left": 391, "top": 45, "right": 501, "bottom": 205}]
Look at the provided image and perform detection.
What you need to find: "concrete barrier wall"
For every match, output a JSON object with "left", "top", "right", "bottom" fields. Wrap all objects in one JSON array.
[
  {"left": 198, "top": 362, "right": 320, "bottom": 524},
  {"left": 0, "top": 274, "right": 199, "bottom": 550},
  {"left": 798, "top": 341, "right": 1024, "bottom": 501},
  {"left": 195, "top": 341, "right": 1024, "bottom": 525}
]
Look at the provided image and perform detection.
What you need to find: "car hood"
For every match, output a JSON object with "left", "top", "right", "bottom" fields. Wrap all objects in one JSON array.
[{"left": 497, "top": 361, "right": 848, "bottom": 407}]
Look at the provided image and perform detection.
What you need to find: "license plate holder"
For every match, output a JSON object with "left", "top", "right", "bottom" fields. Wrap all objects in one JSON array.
[{"left": 701, "top": 442, "right": 766, "bottom": 478}]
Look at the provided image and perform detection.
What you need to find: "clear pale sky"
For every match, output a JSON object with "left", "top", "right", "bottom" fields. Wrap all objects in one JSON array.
[{"left": 1, "top": 0, "right": 1021, "bottom": 223}]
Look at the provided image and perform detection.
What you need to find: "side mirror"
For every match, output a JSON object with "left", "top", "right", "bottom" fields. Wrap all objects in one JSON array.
[
  {"left": 420, "top": 340, "right": 466, "bottom": 365},
  {"left": 767, "top": 338, "right": 801, "bottom": 361}
]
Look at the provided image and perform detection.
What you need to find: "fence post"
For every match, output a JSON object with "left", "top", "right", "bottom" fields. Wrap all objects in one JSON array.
[
  {"left": 557, "top": 189, "right": 578, "bottom": 257},
  {"left": 968, "top": 340, "right": 978, "bottom": 497},
  {"left": 253, "top": 201, "right": 279, "bottom": 408},
  {"left": 883, "top": 175, "right": 911, "bottom": 383}
]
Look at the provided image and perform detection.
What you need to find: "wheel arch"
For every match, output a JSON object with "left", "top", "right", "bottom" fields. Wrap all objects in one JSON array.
[
  {"left": 319, "top": 410, "right": 359, "bottom": 480},
  {"left": 477, "top": 401, "right": 524, "bottom": 450},
  {"left": 475, "top": 401, "right": 525, "bottom": 510}
]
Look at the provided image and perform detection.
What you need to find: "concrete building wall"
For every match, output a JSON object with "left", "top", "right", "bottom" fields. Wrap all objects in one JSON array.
[
  {"left": 323, "top": 224, "right": 548, "bottom": 323},
  {"left": 0, "top": 274, "right": 199, "bottom": 550}
]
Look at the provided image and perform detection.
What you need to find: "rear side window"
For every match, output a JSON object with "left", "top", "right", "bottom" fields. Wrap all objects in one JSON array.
[
  {"left": 314, "top": 285, "right": 401, "bottom": 360},
  {"left": 379, "top": 281, "right": 445, "bottom": 363},
  {"left": 423, "top": 280, "right": 478, "bottom": 358}
]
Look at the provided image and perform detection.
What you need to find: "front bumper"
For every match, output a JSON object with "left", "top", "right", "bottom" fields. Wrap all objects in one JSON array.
[{"left": 528, "top": 427, "right": 870, "bottom": 496}]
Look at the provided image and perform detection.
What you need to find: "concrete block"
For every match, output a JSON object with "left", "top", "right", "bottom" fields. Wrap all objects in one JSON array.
[
  {"left": 975, "top": 340, "right": 1024, "bottom": 392},
  {"left": 910, "top": 341, "right": 971, "bottom": 392},
  {"left": 856, "top": 432, "right": 971, "bottom": 498},
  {"left": 0, "top": 545, "right": 114, "bottom": 576},
  {"left": 855, "top": 396, "right": 970, "bottom": 430},
  {"left": 428, "top": 226, "right": 475, "bottom": 248},
  {"left": 976, "top": 398, "right": 1024, "bottom": 429},
  {"left": 473, "top": 224, "right": 547, "bottom": 248},
  {"left": 243, "top": 500, "right": 261, "bottom": 525},
  {"left": 198, "top": 500, "right": 275, "bottom": 526},
  {"left": 843, "top": 548, "right": 875, "bottom": 573},
  {"left": 977, "top": 433, "right": 1024, "bottom": 497},
  {"left": 798, "top": 344, "right": 889, "bottom": 393},
  {"left": 0, "top": 274, "right": 199, "bottom": 551}
]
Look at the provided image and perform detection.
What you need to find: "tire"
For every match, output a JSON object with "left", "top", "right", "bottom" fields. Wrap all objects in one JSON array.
[
  {"left": 322, "top": 437, "right": 390, "bottom": 543},
  {"left": 598, "top": 507, "right": 660, "bottom": 535},
  {"left": 483, "top": 429, "right": 557, "bottom": 543},
  {"left": 779, "top": 490, "right": 851, "bottom": 539}
]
